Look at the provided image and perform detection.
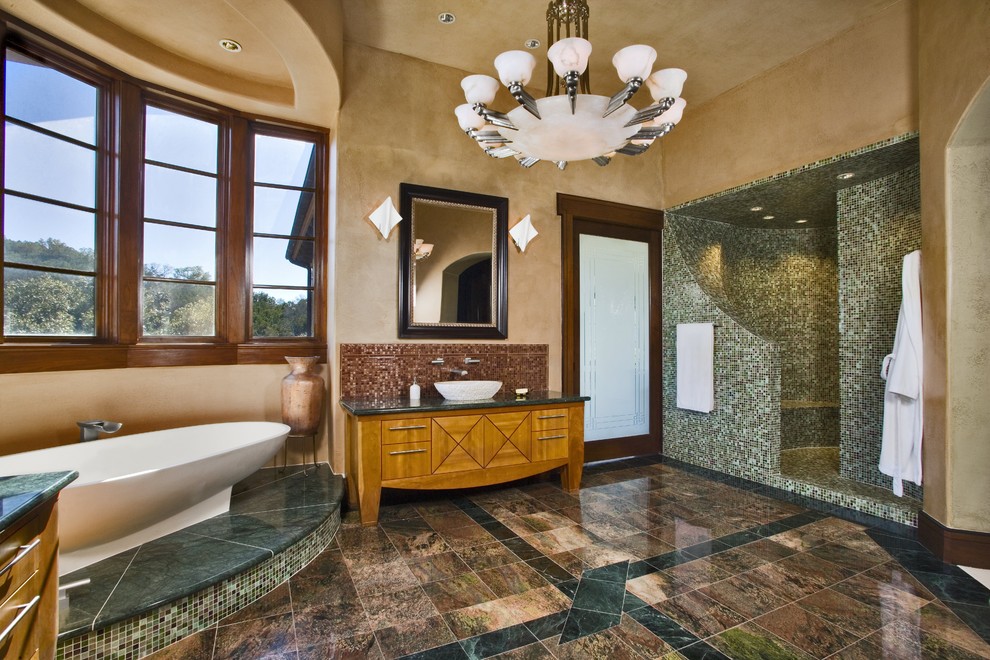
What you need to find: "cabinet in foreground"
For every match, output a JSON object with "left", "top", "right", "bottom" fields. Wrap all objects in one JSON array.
[{"left": 0, "top": 499, "right": 58, "bottom": 660}]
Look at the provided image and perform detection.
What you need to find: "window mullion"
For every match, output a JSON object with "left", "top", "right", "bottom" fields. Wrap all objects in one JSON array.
[
  {"left": 225, "top": 116, "right": 250, "bottom": 344},
  {"left": 312, "top": 134, "right": 328, "bottom": 343},
  {"left": 116, "top": 80, "right": 144, "bottom": 345}
]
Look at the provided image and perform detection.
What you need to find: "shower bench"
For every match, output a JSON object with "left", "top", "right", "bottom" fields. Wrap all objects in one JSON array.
[{"left": 340, "top": 393, "right": 589, "bottom": 525}]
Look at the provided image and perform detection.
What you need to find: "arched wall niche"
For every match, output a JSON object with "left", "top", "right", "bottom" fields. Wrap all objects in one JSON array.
[{"left": 943, "top": 76, "right": 990, "bottom": 533}]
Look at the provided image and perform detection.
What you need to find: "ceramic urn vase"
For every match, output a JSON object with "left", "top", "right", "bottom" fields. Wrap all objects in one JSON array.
[{"left": 281, "top": 356, "right": 324, "bottom": 436}]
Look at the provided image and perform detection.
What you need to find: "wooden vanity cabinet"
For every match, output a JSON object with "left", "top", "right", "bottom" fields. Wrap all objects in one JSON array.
[
  {"left": 345, "top": 402, "right": 585, "bottom": 526},
  {"left": 0, "top": 499, "right": 58, "bottom": 660}
]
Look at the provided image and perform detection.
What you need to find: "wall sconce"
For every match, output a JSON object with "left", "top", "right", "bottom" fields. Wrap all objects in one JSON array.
[
  {"left": 414, "top": 238, "right": 434, "bottom": 260},
  {"left": 509, "top": 214, "right": 538, "bottom": 252},
  {"left": 368, "top": 196, "right": 402, "bottom": 238}
]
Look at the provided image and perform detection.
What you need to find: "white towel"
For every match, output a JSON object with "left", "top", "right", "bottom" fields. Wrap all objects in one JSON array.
[
  {"left": 879, "top": 250, "right": 923, "bottom": 496},
  {"left": 676, "top": 323, "right": 714, "bottom": 413}
]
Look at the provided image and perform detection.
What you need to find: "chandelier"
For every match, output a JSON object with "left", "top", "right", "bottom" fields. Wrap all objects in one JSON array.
[{"left": 454, "top": 0, "right": 687, "bottom": 170}]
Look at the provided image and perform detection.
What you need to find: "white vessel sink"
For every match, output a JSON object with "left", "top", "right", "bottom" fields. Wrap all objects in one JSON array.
[{"left": 434, "top": 380, "right": 502, "bottom": 401}]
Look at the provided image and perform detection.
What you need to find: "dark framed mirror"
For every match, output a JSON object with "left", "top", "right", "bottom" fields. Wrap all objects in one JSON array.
[{"left": 398, "top": 183, "right": 508, "bottom": 339}]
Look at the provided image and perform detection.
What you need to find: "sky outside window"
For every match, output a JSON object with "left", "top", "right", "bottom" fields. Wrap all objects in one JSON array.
[{"left": 2, "top": 50, "right": 98, "bottom": 336}]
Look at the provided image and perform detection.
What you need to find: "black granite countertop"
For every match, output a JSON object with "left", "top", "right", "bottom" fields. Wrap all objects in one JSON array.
[
  {"left": 0, "top": 471, "right": 77, "bottom": 530},
  {"left": 340, "top": 391, "right": 590, "bottom": 416}
]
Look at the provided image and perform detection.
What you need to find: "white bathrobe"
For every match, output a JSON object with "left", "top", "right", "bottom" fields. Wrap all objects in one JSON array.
[{"left": 879, "top": 250, "right": 923, "bottom": 497}]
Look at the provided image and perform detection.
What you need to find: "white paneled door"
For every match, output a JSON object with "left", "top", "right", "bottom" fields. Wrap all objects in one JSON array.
[{"left": 579, "top": 234, "right": 650, "bottom": 442}]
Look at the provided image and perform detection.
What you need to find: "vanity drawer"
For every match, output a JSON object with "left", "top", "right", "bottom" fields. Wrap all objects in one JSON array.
[
  {"left": 532, "top": 409, "right": 569, "bottom": 431},
  {"left": 381, "top": 418, "right": 431, "bottom": 445},
  {"left": 0, "top": 516, "right": 42, "bottom": 605},
  {"left": 0, "top": 571, "right": 40, "bottom": 659},
  {"left": 532, "top": 430, "right": 569, "bottom": 461},
  {"left": 382, "top": 441, "right": 432, "bottom": 480}
]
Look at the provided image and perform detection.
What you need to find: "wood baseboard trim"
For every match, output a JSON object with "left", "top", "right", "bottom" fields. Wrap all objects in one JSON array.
[{"left": 918, "top": 511, "right": 990, "bottom": 569}]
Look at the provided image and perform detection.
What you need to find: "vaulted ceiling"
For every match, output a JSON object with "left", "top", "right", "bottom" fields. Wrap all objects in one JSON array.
[
  {"left": 342, "top": 0, "right": 900, "bottom": 107},
  {"left": 1, "top": 0, "right": 902, "bottom": 128}
]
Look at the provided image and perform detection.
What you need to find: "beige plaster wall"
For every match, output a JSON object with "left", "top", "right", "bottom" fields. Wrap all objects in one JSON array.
[
  {"left": 0, "top": 365, "right": 330, "bottom": 463},
  {"left": 918, "top": 0, "right": 990, "bottom": 532},
  {"left": 331, "top": 43, "right": 663, "bottom": 471},
  {"left": 659, "top": 0, "right": 917, "bottom": 207}
]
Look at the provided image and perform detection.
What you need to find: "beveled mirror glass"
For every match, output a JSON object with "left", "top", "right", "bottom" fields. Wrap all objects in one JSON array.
[{"left": 398, "top": 183, "right": 507, "bottom": 338}]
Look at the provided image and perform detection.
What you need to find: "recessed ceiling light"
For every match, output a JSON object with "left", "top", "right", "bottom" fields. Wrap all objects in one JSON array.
[
  {"left": 438, "top": 12, "right": 456, "bottom": 24},
  {"left": 525, "top": 39, "right": 541, "bottom": 49},
  {"left": 763, "top": 215, "right": 775, "bottom": 220},
  {"left": 218, "top": 39, "right": 242, "bottom": 53},
  {"left": 796, "top": 219, "right": 808, "bottom": 224},
  {"left": 750, "top": 206, "right": 764, "bottom": 212},
  {"left": 837, "top": 172, "right": 855, "bottom": 180}
]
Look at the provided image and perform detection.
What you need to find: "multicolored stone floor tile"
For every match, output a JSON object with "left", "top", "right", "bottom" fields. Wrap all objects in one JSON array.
[{"left": 148, "top": 456, "right": 990, "bottom": 659}]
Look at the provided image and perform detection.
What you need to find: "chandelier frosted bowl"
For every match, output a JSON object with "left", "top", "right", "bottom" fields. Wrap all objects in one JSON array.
[{"left": 454, "top": 0, "right": 687, "bottom": 170}]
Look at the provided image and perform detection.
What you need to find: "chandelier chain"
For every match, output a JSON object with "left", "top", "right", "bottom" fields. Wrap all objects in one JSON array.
[{"left": 546, "top": 0, "right": 590, "bottom": 96}]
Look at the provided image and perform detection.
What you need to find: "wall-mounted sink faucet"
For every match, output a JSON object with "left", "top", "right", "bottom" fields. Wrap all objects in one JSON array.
[
  {"left": 77, "top": 420, "right": 123, "bottom": 442},
  {"left": 433, "top": 357, "right": 474, "bottom": 375}
]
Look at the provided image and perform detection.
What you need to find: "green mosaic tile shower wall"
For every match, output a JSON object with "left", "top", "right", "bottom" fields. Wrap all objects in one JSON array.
[
  {"left": 669, "top": 216, "right": 839, "bottom": 406},
  {"left": 837, "top": 164, "right": 921, "bottom": 499},
  {"left": 661, "top": 135, "right": 921, "bottom": 525},
  {"left": 661, "top": 222, "right": 782, "bottom": 480}
]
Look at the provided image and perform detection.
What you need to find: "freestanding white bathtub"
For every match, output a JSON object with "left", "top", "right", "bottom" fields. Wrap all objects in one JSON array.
[{"left": 0, "top": 421, "right": 290, "bottom": 576}]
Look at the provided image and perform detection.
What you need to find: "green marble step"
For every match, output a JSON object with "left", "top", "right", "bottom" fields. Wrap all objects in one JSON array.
[{"left": 57, "top": 465, "right": 342, "bottom": 658}]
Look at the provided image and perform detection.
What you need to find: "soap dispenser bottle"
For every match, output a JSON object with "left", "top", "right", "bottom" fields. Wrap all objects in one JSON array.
[{"left": 409, "top": 377, "right": 421, "bottom": 401}]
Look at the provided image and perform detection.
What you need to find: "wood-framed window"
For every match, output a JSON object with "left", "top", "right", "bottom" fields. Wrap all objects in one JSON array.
[
  {"left": 0, "top": 23, "right": 328, "bottom": 373},
  {"left": 1, "top": 43, "right": 108, "bottom": 341},
  {"left": 141, "top": 101, "right": 224, "bottom": 339},
  {"left": 250, "top": 126, "right": 323, "bottom": 339}
]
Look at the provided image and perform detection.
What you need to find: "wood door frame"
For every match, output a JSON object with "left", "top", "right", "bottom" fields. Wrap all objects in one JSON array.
[{"left": 559, "top": 194, "right": 664, "bottom": 462}]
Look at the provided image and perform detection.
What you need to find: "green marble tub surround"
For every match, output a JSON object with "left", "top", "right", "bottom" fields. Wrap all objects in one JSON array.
[
  {"left": 56, "top": 465, "right": 343, "bottom": 658},
  {"left": 0, "top": 470, "right": 77, "bottom": 528}
]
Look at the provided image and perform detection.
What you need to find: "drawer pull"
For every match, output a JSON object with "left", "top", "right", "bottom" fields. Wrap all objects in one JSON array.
[
  {"left": 389, "top": 448, "right": 428, "bottom": 455},
  {"left": 0, "top": 539, "right": 39, "bottom": 578},
  {"left": 537, "top": 414, "right": 566, "bottom": 420},
  {"left": 388, "top": 425, "right": 427, "bottom": 431},
  {"left": 0, "top": 594, "right": 39, "bottom": 644},
  {"left": 537, "top": 434, "right": 567, "bottom": 441}
]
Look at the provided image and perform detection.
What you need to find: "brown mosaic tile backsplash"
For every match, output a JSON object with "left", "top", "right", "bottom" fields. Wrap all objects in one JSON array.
[{"left": 339, "top": 343, "right": 549, "bottom": 399}]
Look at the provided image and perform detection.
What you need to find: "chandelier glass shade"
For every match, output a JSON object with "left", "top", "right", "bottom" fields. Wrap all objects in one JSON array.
[{"left": 454, "top": 0, "right": 687, "bottom": 169}]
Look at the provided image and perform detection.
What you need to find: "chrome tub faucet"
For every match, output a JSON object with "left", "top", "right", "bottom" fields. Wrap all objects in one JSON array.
[{"left": 77, "top": 420, "right": 123, "bottom": 442}]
